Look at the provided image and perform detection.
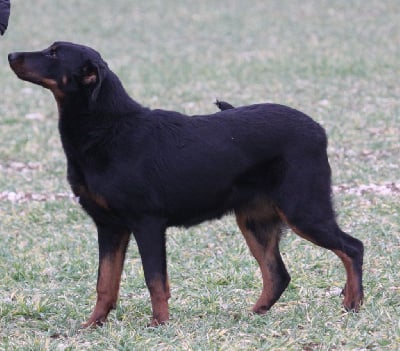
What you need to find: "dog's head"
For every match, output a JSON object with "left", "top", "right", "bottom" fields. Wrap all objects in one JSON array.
[{"left": 8, "top": 42, "right": 107, "bottom": 107}]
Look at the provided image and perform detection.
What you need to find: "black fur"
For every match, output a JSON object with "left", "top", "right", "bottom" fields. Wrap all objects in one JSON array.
[{"left": 9, "top": 42, "right": 364, "bottom": 327}]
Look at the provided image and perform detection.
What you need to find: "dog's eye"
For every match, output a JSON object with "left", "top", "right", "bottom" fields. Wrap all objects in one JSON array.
[{"left": 47, "top": 48, "right": 57, "bottom": 58}]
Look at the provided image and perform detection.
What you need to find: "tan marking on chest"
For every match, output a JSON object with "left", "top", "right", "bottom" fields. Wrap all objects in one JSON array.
[{"left": 77, "top": 185, "right": 109, "bottom": 209}]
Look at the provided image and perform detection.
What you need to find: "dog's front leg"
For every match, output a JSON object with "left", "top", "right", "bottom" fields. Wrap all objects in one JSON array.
[
  {"left": 82, "top": 225, "right": 131, "bottom": 328},
  {"left": 133, "top": 217, "right": 170, "bottom": 326}
]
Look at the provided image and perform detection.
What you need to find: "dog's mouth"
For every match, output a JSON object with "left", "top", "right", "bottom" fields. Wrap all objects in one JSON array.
[
  {"left": 10, "top": 67, "right": 42, "bottom": 85},
  {"left": 8, "top": 53, "right": 42, "bottom": 85},
  {"left": 8, "top": 52, "right": 64, "bottom": 99}
]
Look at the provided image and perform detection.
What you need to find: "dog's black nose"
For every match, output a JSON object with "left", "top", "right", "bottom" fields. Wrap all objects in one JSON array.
[{"left": 8, "top": 52, "right": 20, "bottom": 63}]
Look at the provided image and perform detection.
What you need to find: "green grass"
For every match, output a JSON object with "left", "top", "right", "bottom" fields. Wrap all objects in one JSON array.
[{"left": 0, "top": 0, "right": 399, "bottom": 350}]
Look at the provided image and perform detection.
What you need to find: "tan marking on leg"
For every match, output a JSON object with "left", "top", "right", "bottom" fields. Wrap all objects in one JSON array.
[
  {"left": 236, "top": 211, "right": 287, "bottom": 314},
  {"left": 276, "top": 208, "right": 318, "bottom": 245},
  {"left": 333, "top": 249, "right": 363, "bottom": 311},
  {"left": 148, "top": 273, "right": 170, "bottom": 326},
  {"left": 82, "top": 232, "right": 130, "bottom": 328},
  {"left": 276, "top": 208, "right": 363, "bottom": 311}
]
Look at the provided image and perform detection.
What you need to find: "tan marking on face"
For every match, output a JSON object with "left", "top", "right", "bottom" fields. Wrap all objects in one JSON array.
[
  {"left": 41, "top": 78, "right": 65, "bottom": 99},
  {"left": 62, "top": 75, "right": 68, "bottom": 85}
]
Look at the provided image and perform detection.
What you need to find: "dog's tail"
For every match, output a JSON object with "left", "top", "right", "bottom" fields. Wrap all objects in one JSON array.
[{"left": 215, "top": 99, "right": 235, "bottom": 111}]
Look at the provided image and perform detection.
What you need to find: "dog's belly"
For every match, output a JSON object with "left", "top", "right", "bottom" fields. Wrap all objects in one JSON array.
[
  {"left": 165, "top": 185, "right": 244, "bottom": 227},
  {"left": 163, "top": 162, "right": 282, "bottom": 227}
]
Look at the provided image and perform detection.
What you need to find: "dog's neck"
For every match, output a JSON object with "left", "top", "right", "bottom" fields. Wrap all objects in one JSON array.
[
  {"left": 92, "top": 70, "right": 144, "bottom": 115},
  {"left": 58, "top": 69, "right": 145, "bottom": 121},
  {"left": 57, "top": 69, "right": 147, "bottom": 158}
]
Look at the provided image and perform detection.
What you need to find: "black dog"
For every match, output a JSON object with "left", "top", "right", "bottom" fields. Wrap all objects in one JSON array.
[{"left": 8, "top": 42, "right": 364, "bottom": 327}]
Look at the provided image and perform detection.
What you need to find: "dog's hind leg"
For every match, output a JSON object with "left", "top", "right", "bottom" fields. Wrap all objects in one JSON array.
[
  {"left": 235, "top": 202, "right": 290, "bottom": 314},
  {"left": 276, "top": 164, "right": 364, "bottom": 311},
  {"left": 133, "top": 217, "right": 170, "bottom": 326},
  {"left": 82, "top": 225, "right": 131, "bottom": 328},
  {"left": 279, "top": 209, "right": 364, "bottom": 311}
]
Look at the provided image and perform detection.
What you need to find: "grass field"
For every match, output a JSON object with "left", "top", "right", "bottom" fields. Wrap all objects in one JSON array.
[{"left": 0, "top": 0, "right": 399, "bottom": 350}]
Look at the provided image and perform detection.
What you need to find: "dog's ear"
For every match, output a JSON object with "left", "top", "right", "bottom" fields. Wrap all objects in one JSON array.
[{"left": 81, "top": 60, "right": 104, "bottom": 109}]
